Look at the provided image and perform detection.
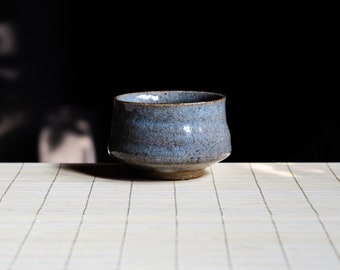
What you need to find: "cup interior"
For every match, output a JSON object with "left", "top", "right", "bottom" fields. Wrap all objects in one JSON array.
[{"left": 115, "top": 91, "right": 225, "bottom": 104}]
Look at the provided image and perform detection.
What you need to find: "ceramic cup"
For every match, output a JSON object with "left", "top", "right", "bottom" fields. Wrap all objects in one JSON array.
[{"left": 107, "top": 90, "right": 231, "bottom": 180}]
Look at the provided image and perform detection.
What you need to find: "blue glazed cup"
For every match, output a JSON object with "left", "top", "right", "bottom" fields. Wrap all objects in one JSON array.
[{"left": 108, "top": 90, "right": 231, "bottom": 179}]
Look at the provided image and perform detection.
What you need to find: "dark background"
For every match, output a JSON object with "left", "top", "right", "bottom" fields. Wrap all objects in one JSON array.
[{"left": 1, "top": 1, "right": 338, "bottom": 162}]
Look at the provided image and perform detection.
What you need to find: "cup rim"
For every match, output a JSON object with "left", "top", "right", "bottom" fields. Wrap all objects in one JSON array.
[{"left": 114, "top": 90, "right": 226, "bottom": 107}]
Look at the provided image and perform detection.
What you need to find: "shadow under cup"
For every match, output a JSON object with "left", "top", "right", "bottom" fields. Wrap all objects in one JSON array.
[{"left": 108, "top": 91, "right": 231, "bottom": 180}]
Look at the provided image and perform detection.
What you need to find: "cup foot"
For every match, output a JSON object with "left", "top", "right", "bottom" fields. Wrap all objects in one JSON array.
[{"left": 140, "top": 169, "right": 205, "bottom": 180}]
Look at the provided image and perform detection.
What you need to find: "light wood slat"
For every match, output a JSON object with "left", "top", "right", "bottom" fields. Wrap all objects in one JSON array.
[
  {"left": 0, "top": 163, "right": 339, "bottom": 270},
  {"left": 213, "top": 163, "right": 288, "bottom": 270},
  {"left": 252, "top": 163, "right": 340, "bottom": 270}
]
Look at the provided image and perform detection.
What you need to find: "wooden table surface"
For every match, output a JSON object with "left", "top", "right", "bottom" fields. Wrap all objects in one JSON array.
[{"left": 0, "top": 162, "right": 340, "bottom": 270}]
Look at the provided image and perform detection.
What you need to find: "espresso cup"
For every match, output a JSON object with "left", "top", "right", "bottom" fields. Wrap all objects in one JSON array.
[{"left": 108, "top": 90, "right": 231, "bottom": 179}]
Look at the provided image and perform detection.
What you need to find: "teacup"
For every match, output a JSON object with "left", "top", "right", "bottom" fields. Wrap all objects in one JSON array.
[{"left": 107, "top": 90, "right": 231, "bottom": 179}]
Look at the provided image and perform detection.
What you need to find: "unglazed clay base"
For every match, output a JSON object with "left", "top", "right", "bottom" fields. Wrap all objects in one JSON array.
[{"left": 139, "top": 169, "right": 205, "bottom": 180}]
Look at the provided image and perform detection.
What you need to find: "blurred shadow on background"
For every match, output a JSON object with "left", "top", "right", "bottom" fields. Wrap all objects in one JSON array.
[
  {"left": 0, "top": 19, "right": 39, "bottom": 161},
  {"left": 1, "top": 3, "right": 101, "bottom": 163},
  {"left": 38, "top": 105, "right": 96, "bottom": 163},
  {"left": 0, "top": 22, "right": 18, "bottom": 81},
  {"left": 0, "top": 19, "right": 97, "bottom": 163}
]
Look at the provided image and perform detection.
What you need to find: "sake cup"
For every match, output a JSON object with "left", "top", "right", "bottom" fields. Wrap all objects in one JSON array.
[{"left": 107, "top": 90, "right": 231, "bottom": 180}]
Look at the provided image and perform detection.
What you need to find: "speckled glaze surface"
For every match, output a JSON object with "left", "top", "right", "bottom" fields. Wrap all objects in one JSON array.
[{"left": 107, "top": 91, "right": 231, "bottom": 180}]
